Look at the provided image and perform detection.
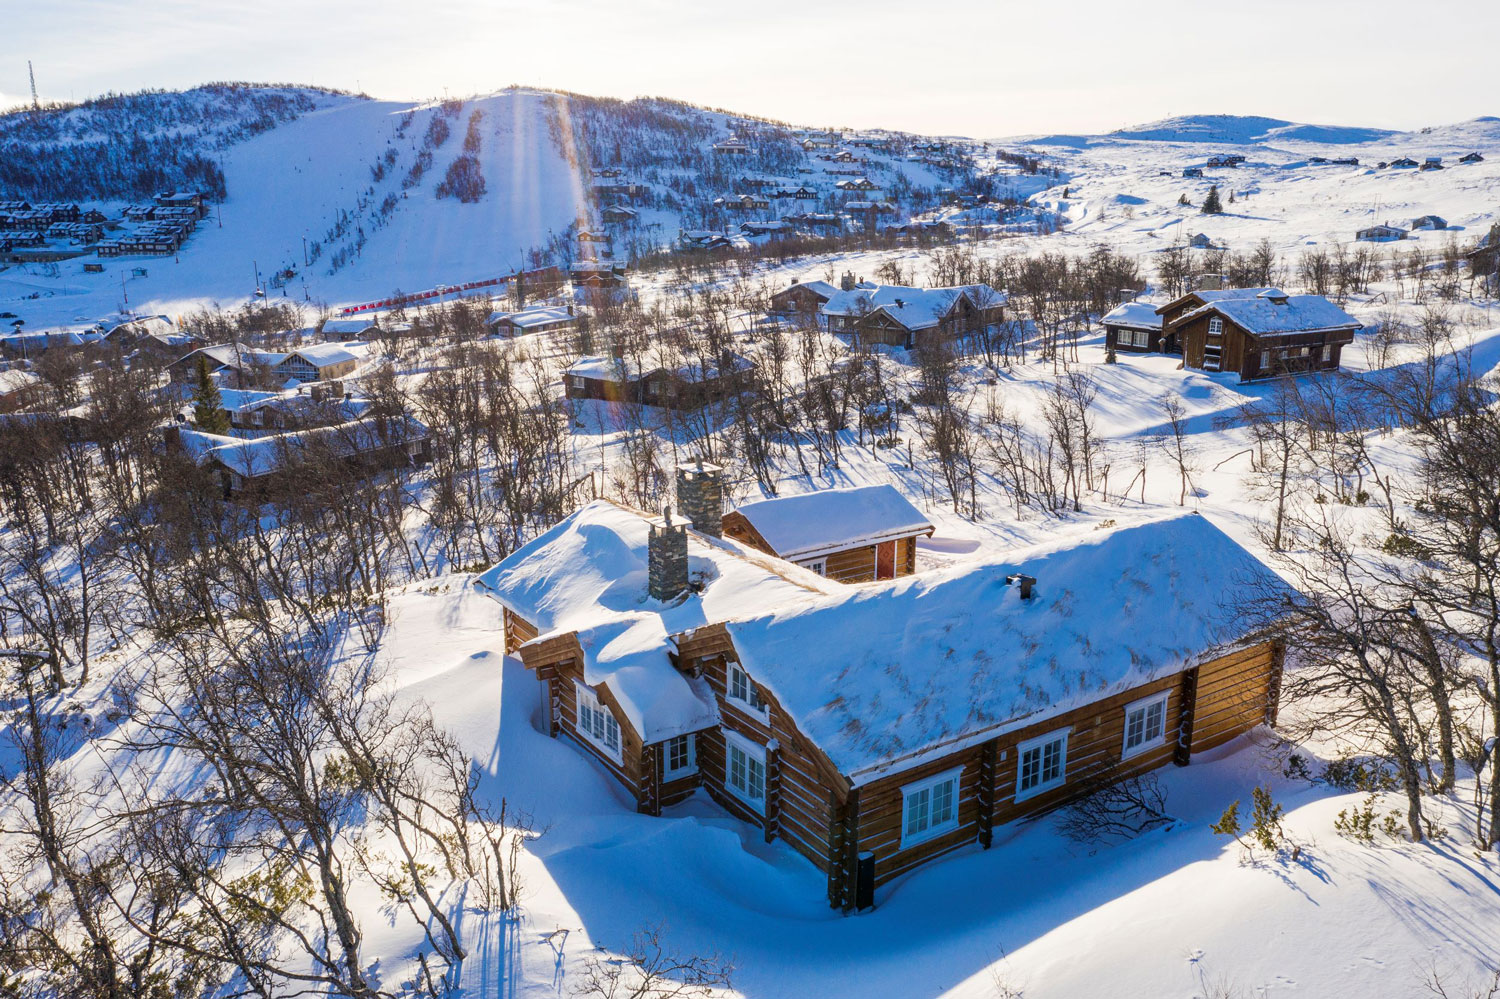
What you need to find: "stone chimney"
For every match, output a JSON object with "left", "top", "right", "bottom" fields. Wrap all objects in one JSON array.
[
  {"left": 1195, "top": 273, "right": 1227, "bottom": 292},
  {"left": 840, "top": 270, "right": 857, "bottom": 291},
  {"left": 675, "top": 458, "right": 724, "bottom": 538},
  {"left": 648, "top": 508, "right": 690, "bottom": 602}
]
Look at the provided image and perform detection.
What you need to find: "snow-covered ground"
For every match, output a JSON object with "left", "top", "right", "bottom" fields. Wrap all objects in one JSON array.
[{"left": 6, "top": 102, "right": 1500, "bottom": 997}]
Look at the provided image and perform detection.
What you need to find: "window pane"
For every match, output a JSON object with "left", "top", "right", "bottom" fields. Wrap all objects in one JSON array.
[
  {"left": 906, "top": 787, "right": 928, "bottom": 836},
  {"left": 748, "top": 756, "right": 765, "bottom": 800},
  {"left": 933, "top": 779, "right": 954, "bottom": 825},
  {"left": 1020, "top": 746, "right": 1039, "bottom": 790}
]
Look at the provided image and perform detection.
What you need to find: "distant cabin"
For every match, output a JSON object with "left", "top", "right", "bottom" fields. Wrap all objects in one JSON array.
[
  {"left": 564, "top": 352, "right": 753, "bottom": 410},
  {"left": 1188, "top": 233, "right": 1214, "bottom": 249},
  {"left": 1410, "top": 215, "right": 1447, "bottom": 231},
  {"left": 601, "top": 205, "right": 639, "bottom": 224},
  {"left": 1163, "top": 288, "right": 1360, "bottom": 381},
  {"left": 1356, "top": 223, "right": 1409, "bottom": 242},
  {"left": 320, "top": 317, "right": 380, "bottom": 338},
  {"left": 487, "top": 304, "right": 576, "bottom": 336},
  {"left": 1102, "top": 301, "right": 1167, "bottom": 353},
  {"left": 769, "top": 280, "right": 839, "bottom": 321},
  {"left": 166, "top": 417, "right": 430, "bottom": 500},
  {"left": 723, "top": 484, "right": 934, "bottom": 581},
  {"left": 814, "top": 282, "right": 1007, "bottom": 350},
  {"left": 1390, "top": 157, "right": 1419, "bottom": 168},
  {"left": 1182, "top": 167, "right": 1203, "bottom": 178},
  {"left": 713, "top": 138, "right": 751, "bottom": 155},
  {"left": 1420, "top": 157, "right": 1444, "bottom": 171},
  {"left": 1460, "top": 152, "right": 1484, "bottom": 163},
  {"left": 476, "top": 479, "right": 1292, "bottom": 912}
]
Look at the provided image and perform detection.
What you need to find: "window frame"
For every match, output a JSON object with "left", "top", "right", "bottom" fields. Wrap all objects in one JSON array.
[
  {"left": 1121, "top": 690, "right": 1171, "bottom": 759},
  {"left": 663, "top": 733, "right": 698, "bottom": 780},
  {"left": 726, "top": 661, "right": 768, "bottom": 717},
  {"left": 573, "top": 681, "right": 623, "bottom": 763},
  {"left": 1014, "top": 727, "right": 1070, "bottom": 802},
  {"left": 802, "top": 558, "right": 827, "bottom": 577},
  {"left": 1320, "top": 344, "right": 1332, "bottom": 363},
  {"left": 899, "top": 766, "right": 963, "bottom": 849},
  {"left": 1208, "top": 317, "right": 1224, "bottom": 335},
  {"left": 722, "top": 729, "right": 767, "bottom": 812}
]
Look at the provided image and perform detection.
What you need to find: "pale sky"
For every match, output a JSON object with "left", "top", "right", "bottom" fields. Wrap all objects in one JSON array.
[{"left": 4, "top": 0, "right": 1496, "bottom": 137}]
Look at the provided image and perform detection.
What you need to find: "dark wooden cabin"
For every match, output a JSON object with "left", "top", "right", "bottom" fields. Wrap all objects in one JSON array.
[{"left": 1168, "top": 290, "right": 1360, "bottom": 381}]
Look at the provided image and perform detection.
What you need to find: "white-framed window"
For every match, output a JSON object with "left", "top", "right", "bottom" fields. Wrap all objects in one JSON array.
[
  {"left": 1122, "top": 691, "right": 1170, "bottom": 758},
  {"left": 1015, "top": 728, "right": 1069, "bottom": 801},
  {"left": 664, "top": 733, "right": 697, "bottom": 780},
  {"left": 575, "top": 682, "right": 622, "bottom": 760},
  {"left": 723, "top": 730, "right": 766, "bottom": 811},
  {"left": 802, "top": 558, "right": 827, "bottom": 577},
  {"left": 900, "top": 767, "right": 961, "bottom": 848},
  {"left": 1208, "top": 317, "right": 1223, "bottom": 335},
  {"left": 727, "top": 662, "right": 767, "bottom": 715},
  {"left": 567, "top": 374, "right": 585, "bottom": 390},
  {"left": 1321, "top": 344, "right": 1333, "bottom": 363},
  {"left": 1260, "top": 349, "right": 1271, "bottom": 368}
]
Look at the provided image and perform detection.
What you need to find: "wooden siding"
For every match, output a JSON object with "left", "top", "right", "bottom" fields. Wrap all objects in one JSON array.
[
  {"left": 502, "top": 607, "right": 538, "bottom": 654},
  {"left": 1175, "top": 310, "right": 1354, "bottom": 381},
  {"left": 847, "top": 641, "right": 1280, "bottom": 895},
  {"left": 721, "top": 512, "right": 921, "bottom": 583}
]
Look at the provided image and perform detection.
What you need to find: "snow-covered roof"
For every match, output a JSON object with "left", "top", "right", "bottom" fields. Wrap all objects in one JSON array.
[
  {"left": 285, "top": 342, "right": 363, "bottom": 367},
  {"left": 724, "top": 513, "right": 1292, "bottom": 781},
  {"left": 822, "top": 283, "right": 1004, "bottom": 320},
  {"left": 489, "top": 305, "right": 575, "bottom": 330},
  {"left": 1181, "top": 293, "right": 1361, "bottom": 336},
  {"left": 185, "top": 343, "right": 287, "bottom": 370},
  {"left": 1101, "top": 302, "right": 1163, "bottom": 329},
  {"left": 0, "top": 369, "right": 40, "bottom": 395},
  {"left": 732, "top": 485, "right": 933, "bottom": 560},
  {"left": 320, "top": 318, "right": 379, "bottom": 335},
  {"left": 566, "top": 354, "right": 645, "bottom": 382},
  {"left": 1154, "top": 287, "right": 1283, "bottom": 316},
  {"left": 182, "top": 417, "right": 426, "bottom": 478},
  {"left": 474, "top": 501, "right": 842, "bottom": 742}
]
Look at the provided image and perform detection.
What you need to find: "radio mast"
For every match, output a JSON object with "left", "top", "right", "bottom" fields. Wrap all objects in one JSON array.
[{"left": 28, "top": 61, "right": 39, "bottom": 110}]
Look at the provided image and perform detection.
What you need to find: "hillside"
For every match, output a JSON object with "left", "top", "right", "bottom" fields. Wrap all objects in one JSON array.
[{"left": 0, "top": 84, "right": 1001, "bottom": 329}]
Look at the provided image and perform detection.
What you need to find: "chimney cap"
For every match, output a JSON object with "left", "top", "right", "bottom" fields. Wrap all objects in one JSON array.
[{"left": 676, "top": 458, "right": 724, "bottom": 475}]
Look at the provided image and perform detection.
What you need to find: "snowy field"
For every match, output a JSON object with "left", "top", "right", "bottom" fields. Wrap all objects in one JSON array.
[{"left": 5, "top": 101, "right": 1500, "bottom": 998}]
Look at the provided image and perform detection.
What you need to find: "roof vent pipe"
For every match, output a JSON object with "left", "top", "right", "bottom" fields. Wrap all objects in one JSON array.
[{"left": 1006, "top": 573, "right": 1036, "bottom": 600}]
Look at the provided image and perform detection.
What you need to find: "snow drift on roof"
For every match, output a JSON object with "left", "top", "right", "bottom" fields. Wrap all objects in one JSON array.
[
  {"left": 733, "top": 484, "right": 933, "bottom": 559},
  {"left": 723, "top": 513, "right": 1292, "bottom": 780},
  {"left": 1183, "top": 294, "right": 1360, "bottom": 336},
  {"left": 1101, "top": 302, "right": 1163, "bottom": 329},
  {"left": 473, "top": 501, "right": 840, "bottom": 742}
]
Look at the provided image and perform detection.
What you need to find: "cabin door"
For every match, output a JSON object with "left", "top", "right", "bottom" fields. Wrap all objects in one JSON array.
[{"left": 875, "top": 541, "right": 896, "bottom": 580}]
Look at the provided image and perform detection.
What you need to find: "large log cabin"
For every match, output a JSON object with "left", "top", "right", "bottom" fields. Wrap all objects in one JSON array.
[
  {"left": 1166, "top": 289, "right": 1360, "bottom": 381},
  {"left": 477, "top": 488, "right": 1292, "bottom": 911},
  {"left": 722, "top": 484, "right": 933, "bottom": 581},
  {"left": 810, "top": 281, "right": 1007, "bottom": 350}
]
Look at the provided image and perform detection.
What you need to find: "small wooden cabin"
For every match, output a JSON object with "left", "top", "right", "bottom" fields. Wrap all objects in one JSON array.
[
  {"left": 564, "top": 352, "right": 753, "bottom": 410},
  {"left": 478, "top": 503, "right": 1292, "bottom": 911},
  {"left": 1101, "top": 301, "right": 1168, "bottom": 353},
  {"left": 839, "top": 284, "right": 1006, "bottom": 351},
  {"left": 1356, "top": 223, "right": 1408, "bottom": 242},
  {"left": 1169, "top": 290, "right": 1360, "bottom": 381},
  {"left": 722, "top": 484, "right": 933, "bottom": 581}
]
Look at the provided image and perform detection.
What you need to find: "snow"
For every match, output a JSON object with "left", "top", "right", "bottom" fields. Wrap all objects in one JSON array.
[
  {"left": 1101, "top": 301, "right": 1163, "bottom": 329},
  {"left": 285, "top": 341, "right": 363, "bottom": 366},
  {"left": 490, "top": 304, "right": 575, "bottom": 330},
  {"left": 181, "top": 416, "right": 425, "bottom": 477},
  {"left": 473, "top": 500, "right": 842, "bottom": 742},
  {"left": 724, "top": 512, "right": 1293, "bottom": 781},
  {"left": 731, "top": 483, "right": 932, "bottom": 559},
  {"left": 1180, "top": 293, "right": 1361, "bottom": 336}
]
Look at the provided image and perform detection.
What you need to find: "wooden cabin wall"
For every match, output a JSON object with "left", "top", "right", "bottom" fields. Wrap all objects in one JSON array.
[
  {"left": 1188, "top": 641, "right": 1279, "bottom": 752},
  {"left": 678, "top": 624, "right": 843, "bottom": 875},
  {"left": 502, "top": 607, "right": 538, "bottom": 654},
  {"left": 849, "top": 641, "right": 1279, "bottom": 893}
]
